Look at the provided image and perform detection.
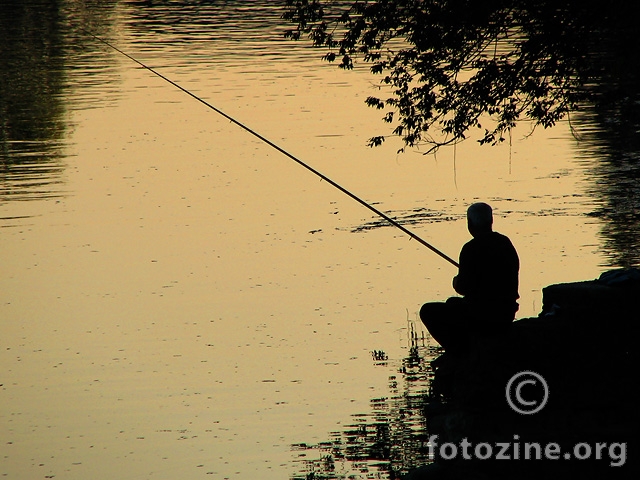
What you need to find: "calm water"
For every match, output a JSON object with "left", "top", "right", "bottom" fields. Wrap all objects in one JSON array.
[{"left": 1, "top": 1, "right": 637, "bottom": 479}]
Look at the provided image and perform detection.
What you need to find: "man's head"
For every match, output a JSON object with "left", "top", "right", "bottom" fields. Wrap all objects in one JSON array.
[{"left": 467, "top": 202, "right": 493, "bottom": 237}]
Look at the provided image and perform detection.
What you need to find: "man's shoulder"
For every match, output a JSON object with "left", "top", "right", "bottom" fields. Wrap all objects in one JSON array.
[
  {"left": 492, "top": 232, "right": 519, "bottom": 261},
  {"left": 462, "top": 231, "right": 517, "bottom": 254},
  {"left": 464, "top": 231, "right": 512, "bottom": 245},
  {"left": 492, "top": 231, "right": 514, "bottom": 245}
]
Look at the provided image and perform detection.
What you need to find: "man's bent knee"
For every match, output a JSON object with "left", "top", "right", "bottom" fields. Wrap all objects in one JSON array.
[{"left": 419, "top": 302, "right": 443, "bottom": 327}]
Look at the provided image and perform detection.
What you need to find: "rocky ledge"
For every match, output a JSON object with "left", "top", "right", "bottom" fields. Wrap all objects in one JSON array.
[{"left": 404, "top": 269, "right": 639, "bottom": 479}]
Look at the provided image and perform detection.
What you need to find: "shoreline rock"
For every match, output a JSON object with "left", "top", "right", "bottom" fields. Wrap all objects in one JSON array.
[{"left": 404, "top": 269, "right": 639, "bottom": 479}]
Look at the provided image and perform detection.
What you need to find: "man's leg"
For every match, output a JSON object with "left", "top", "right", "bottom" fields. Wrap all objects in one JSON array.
[
  {"left": 419, "top": 302, "right": 448, "bottom": 347},
  {"left": 420, "top": 298, "right": 470, "bottom": 351}
]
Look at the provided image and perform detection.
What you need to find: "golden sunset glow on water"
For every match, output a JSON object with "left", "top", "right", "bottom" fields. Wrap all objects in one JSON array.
[{"left": 0, "top": 2, "right": 626, "bottom": 479}]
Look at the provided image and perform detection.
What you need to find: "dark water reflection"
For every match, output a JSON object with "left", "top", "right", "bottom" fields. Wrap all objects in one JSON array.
[
  {"left": 573, "top": 25, "right": 640, "bottom": 268},
  {"left": 121, "top": 0, "right": 315, "bottom": 65},
  {"left": 575, "top": 109, "right": 640, "bottom": 268},
  {"left": 291, "top": 331, "right": 441, "bottom": 479},
  {"left": 0, "top": 0, "right": 320, "bottom": 202},
  {"left": 1, "top": 0, "right": 66, "bottom": 200},
  {"left": 0, "top": 0, "right": 120, "bottom": 201}
]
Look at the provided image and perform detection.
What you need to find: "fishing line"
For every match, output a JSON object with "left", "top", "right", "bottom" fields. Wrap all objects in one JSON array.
[{"left": 86, "top": 31, "right": 459, "bottom": 268}]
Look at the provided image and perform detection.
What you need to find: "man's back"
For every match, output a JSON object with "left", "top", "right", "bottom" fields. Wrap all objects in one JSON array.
[{"left": 454, "top": 231, "right": 519, "bottom": 312}]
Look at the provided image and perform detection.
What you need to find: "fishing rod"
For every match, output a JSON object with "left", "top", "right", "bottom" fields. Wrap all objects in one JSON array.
[{"left": 86, "top": 31, "right": 460, "bottom": 269}]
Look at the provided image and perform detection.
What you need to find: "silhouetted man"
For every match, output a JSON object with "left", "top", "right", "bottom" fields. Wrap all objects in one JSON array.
[{"left": 420, "top": 203, "right": 519, "bottom": 352}]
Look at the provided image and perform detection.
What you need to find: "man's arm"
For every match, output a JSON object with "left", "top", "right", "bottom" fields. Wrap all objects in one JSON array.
[
  {"left": 452, "top": 273, "right": 468, "bottom": 295},
  {"left": 452, "top": 242, "right": 472, "bottom": 295}
]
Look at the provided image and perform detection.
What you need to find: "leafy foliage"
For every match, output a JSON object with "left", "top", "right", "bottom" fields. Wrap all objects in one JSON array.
[{"left": 282, "top": 0, "right": 631, "bottom": 153}]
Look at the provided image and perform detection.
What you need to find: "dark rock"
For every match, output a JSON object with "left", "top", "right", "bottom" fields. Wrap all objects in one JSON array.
[{"left": 404, "top": 270, "right": 639, "bottom": 479}]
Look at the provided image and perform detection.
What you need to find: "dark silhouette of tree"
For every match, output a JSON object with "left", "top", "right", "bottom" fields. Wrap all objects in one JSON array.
[{"left": 283, "top": 0, "right": 640, "bottom": 153}]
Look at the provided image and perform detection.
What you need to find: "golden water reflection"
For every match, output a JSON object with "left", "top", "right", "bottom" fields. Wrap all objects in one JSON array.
[{"left": 1, "top": 2, "right": 636, "bottom": 479}]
